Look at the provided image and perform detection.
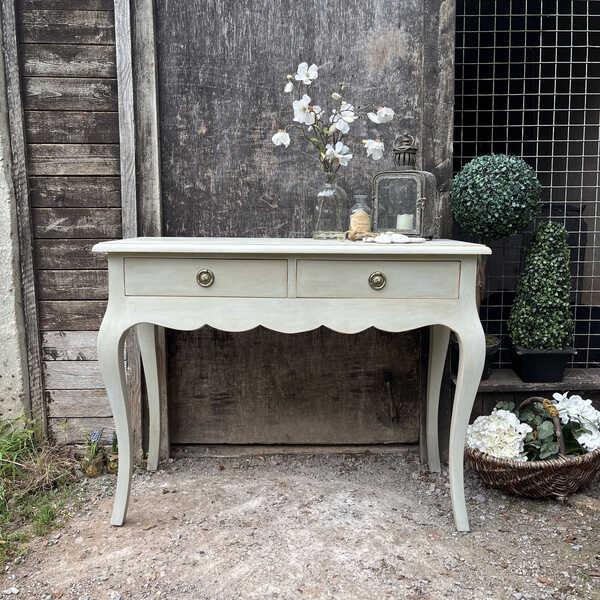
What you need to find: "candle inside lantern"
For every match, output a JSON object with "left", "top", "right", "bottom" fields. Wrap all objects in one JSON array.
[{"left": 396, "top": 213, "right": 414, "bottom": 231}]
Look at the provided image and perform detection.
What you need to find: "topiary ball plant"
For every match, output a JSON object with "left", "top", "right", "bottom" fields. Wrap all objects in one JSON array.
[
  {"left": 508, "top": 221, "right": 573, "bottom": 350},
  {"left": 451, "top": 154, "right": 541, "bottom": 243}
]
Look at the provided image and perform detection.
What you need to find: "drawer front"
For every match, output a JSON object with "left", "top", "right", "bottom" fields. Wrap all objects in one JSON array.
[
  {"left": 124, "top": 257, "right": 288, "bottom": 297},
  {"left": 296, "top": 260, "right": 460, "bottom": 299}
]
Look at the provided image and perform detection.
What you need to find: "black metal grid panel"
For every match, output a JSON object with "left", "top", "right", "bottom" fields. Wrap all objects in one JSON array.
[{"left": 454, "top": 0, "right": 600, "bottom": 368}]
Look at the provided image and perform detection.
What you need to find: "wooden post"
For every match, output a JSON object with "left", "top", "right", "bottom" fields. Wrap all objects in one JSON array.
[
  {"left": 131, "top": 0, "right": 169, "bottom": 458},
  {"left": 0, "top": 0, "right": 46, "bottom": 436},
  {"left": 114, "top": 0, "right": 142, "bottom": 458}
]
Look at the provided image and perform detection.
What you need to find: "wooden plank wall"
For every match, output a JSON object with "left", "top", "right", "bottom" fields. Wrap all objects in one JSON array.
[{"left": 17, "top": 0, "right": 118, "bottom": 442}]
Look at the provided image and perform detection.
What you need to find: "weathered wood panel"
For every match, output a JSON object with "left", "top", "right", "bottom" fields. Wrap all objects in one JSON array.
[
  {"left": 38, "top": 270, "right": 107, "bottom": 300},
  {"left": 19, "top": 9, "right": 114, "bottom": 45},
  {"left": 46, "top": 389, "right": 110, "bottom": 418},
  {"left": 42, "top": 330, "right": 98, "bottom": 361},
  {"left": 23, "top": 77, "right": 118, "bottom": 111},
  {"left": 21, "top": 1, "right": 114, "bottom": 11},
  {"left": 156, "top": 0, "right": 433, "bottom": 444},
  {"left": 44, "top": 360, "right": 103, "bottom": 388},
  {"left": 28, "top": 144, "right": 120, "bottom": 175},
  {"left": 30, "top": 176, "right": 121, "bottom": 208},
  {"left": 49, "top": 417, "right": 114, "bottom": 444},
  {"left": 25, "top": 111, "right": 119, "bottom": 144},
  {"left": 22, "top": 44, "right": 115, "bottom": 77},
  {"left": 168, "top": 327, "right": 422, "bottom": 444},
  {"left": 39, "top": 300, "right": 106, "bottom": 330},
  {"left": 32, "top": 207, "right": 121, "bottom": 238},
  {"left": 34, "top": 239, "right": 108, "bottom": 269},
  {"left": 157, "top": 0, "right": 423, "bottom": 238}
]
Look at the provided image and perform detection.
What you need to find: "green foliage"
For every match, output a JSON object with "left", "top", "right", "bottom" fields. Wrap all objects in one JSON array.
[
  {"left": 496, "top": 399, "right": 588, "bottom": 461},
  {"left": 508, "top": 221, "right": 574, "bottom": 350},
  {"left": 450, "top": 154, "right": 541, "bottom": 242}
]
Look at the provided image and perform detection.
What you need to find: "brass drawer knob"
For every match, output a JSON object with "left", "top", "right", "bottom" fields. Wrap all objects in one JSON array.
[
  {"left": 196, "top": 268, "right": 215, "bottom": 287},
  {"left": 369, "top": 271, "right": 386, "bottom": 290}
]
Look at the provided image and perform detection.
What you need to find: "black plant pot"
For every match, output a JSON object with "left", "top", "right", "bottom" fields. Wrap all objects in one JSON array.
[
  {"left": 512, "top": 346, "right": 576, "bottom": 383},
  {"left": 451, "top": 335, "right": 500, "bottom": 380},
  {"left": 483, "top": 335, "right": 501, "bottom": 380}
]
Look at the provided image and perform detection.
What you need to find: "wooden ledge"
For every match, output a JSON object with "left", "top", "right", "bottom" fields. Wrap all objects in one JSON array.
[{"left": 453, "top": 368, "right": 600, "bottom": 393}]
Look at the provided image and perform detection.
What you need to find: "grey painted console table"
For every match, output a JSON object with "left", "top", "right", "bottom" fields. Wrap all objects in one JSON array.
[{"left": 93, "top": 237, "right": 491, "bottom": 531}]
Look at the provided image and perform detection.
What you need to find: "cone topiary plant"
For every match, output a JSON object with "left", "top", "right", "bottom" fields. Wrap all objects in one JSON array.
[{"left": 508, "top": 221, "right": 573, "bottom": 350}]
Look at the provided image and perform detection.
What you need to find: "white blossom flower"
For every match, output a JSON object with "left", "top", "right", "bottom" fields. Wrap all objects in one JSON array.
[
  {"left": 271, "top": 130, "right": 291, "bottom": 147},
  {"left": 311, "top": 105, "right": 323, "bottom": 119},
  {"left": 284, "top": 81, "right": 294, "bottom": 93},
  {"left": 339, "top": 103, "right": 358, "bottom": 123},
  {"left": 325, "top": 141, "right": 353, "bottom": 166},
  {"left": 331, "top": 92, "right": 342, "bottom": 101},
  {"left": 466, "top": 409, "right": 532, "bottom": 461},
  {"left": 293, "top": 94, "right": 316, "bottom": 125},
  {"left": 330, "top": 116, "right": 349, "bottom": 134},
  {"left": 363, "top": 138, "right": 385, "bottom": 160},
  {"left": 294, "top": 62, "right": 318, "bottom": 85},
  {"left": 367, "top": 106, "right": 395, "bottom": 124}
]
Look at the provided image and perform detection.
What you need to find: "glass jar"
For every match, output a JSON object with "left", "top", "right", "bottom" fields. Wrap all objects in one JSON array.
[{"left": 313, "top": 175, "right": 348, "bottom": 239}]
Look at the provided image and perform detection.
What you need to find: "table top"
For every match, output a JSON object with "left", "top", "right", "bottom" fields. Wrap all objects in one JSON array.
[{"left": 93, "top": 237, "right": 491, "bottom": 256}]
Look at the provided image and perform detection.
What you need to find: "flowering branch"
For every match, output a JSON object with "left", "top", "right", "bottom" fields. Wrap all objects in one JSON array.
[{"left": 271, "top": 61, "right": 395, "bottom": 181}]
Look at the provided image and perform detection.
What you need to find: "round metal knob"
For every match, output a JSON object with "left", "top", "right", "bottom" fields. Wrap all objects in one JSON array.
[
  {"left": 196, "top": 269, "right": 215, "bottom": 288},
  {"left": 368, "top": 271, "right": 386, "bottom": 290}
]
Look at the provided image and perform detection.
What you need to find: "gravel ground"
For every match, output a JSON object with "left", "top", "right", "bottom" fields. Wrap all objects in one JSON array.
[{"left": 1, "top": 448, "right": 599, "bottom": 600}]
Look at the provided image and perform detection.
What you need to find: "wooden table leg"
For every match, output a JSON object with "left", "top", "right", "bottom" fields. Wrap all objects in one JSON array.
[
  {"left": 97, "top": 319, "right": 132, "bottom": 526},
  {"left": 449, "top": 319, "right": 485, "bottom": 532},
  {"left": 426, "top": 324, "right": 450, "bottom": 473},
  {"left": 136, "top": 323, "right": 161, "bottom": 471}
]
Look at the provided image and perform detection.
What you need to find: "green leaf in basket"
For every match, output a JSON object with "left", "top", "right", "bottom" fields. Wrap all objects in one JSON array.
[
  {"left": 539, "top": 440, "right": 559, "bottom": 459},
  {"left": 519, "top": 410, "right": 535, "bottom": 424},
  {"left": 537, "top": 420, "right": 555, "bottom": 440},
  {"left": 495, "top": 400, "right": 515, "bottom": 412}
]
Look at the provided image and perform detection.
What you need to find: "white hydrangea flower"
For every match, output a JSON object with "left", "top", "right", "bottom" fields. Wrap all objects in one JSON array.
[
  {"left": 363, "top": 138, "right": 385, "bottom": 160},
  {"left": 576, "top": 423, "right": 600, "bottom": 452},
  {"left": 367, "top": 106, "right": 395, "bottom": 124},
  {"left": 294, "top": 62, "right": 318, "bottom": 85},
  {"left": 271, "top": 130, "right": 290, "bottom": 147},
  {"left": 325, "top": 141, "right": 353, "bottom": 166},
  {"left": 552, "top": 392, "right": 600, "bottom": 427},
  {"left": 466, "top": 409, "right": 532, "bottom": 461},
  {"left": 552, "top": 392, "right": 600, "bottom": 452},
  {"left": 293, "top": 94, "right": 315, "bottom": 125}
]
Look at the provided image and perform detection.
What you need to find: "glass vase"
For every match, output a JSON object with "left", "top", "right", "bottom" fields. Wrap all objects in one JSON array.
[{"left": 313, "top": 177, "right": 348, "bottom": 239}]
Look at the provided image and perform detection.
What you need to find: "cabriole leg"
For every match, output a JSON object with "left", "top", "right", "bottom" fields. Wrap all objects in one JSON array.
[
  {"left": 98, "top": 320, "right": 132, "bottom": 526},
  {"left": 426, "top": 324, "right": 450, "bottom": 473},
  {"left": 136, "top": 323, "right": 161, "bottom": 471},
  {"left": 449, "top": 321, "right": 485, "bottom": 532}
]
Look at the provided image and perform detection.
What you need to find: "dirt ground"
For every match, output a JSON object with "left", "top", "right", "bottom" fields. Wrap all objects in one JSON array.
[{"left": 2, "top": 447, "right": 599, "bottom": 600}]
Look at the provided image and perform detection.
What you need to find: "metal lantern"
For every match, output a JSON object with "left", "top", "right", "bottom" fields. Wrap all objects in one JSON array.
[{"left": 372, "top": 133, "right": 438, "bottom": 237}]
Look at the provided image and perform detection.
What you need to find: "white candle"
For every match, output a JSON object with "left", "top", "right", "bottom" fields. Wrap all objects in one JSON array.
[{"left": 396, "top": 213, "right": 414, "bottom": 230}]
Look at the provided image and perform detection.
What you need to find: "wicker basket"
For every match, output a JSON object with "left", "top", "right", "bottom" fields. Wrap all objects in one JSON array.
[{"left": 465, "top": 447, "right": 600, "bottom": 500}]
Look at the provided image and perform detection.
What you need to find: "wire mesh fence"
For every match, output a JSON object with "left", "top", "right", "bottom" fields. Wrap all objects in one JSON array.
[{"left": 454, "top": 0, "right": 600, "bottom": 368}]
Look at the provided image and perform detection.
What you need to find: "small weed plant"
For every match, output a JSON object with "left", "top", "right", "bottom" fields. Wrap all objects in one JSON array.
[{"left": 0, "top": 417, "right": 76, "bottom": 566}]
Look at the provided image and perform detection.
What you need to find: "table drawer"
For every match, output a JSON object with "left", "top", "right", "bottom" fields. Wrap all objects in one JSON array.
[
  {"left": 124, "top": 257, "right": 288, "bottom": 297},
  {"left": 296, "top": 260, "right": 460, "bottom": 299}
]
